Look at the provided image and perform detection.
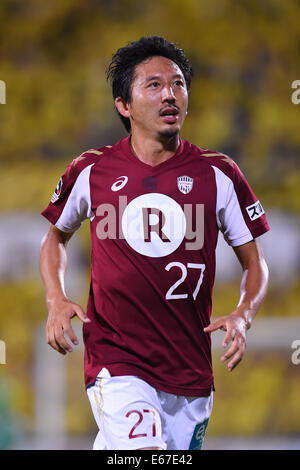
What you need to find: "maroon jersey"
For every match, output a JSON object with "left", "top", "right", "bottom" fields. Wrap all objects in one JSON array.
[{"left": 42, "top": 136, "right": 269, "bottom": 396}]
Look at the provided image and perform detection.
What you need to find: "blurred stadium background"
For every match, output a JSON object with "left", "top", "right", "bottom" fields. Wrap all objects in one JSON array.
[{"left": 0, "top": 0, "right": 300, "bottom": 450}]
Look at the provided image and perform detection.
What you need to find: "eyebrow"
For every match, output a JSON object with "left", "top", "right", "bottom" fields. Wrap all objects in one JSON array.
[{"left": 144, "top": 74, "right": 184, "bottom": 83}]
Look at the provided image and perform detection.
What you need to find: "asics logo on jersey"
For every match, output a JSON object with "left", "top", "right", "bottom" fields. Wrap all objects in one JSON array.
[{"left": 111, "top": 176, "right": 128, "bottom": 192}]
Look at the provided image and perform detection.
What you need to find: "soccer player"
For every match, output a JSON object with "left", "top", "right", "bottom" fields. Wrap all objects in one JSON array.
[{"left": 39, "top": 36, "right": 269, "bottom": 450}]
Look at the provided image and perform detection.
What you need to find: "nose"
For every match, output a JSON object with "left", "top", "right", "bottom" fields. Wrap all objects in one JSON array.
[{"left": 161, "top": 85, "right": 176, "bottom": 102}]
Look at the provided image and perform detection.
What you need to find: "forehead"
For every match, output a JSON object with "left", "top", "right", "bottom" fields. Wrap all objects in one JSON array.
[{"left": 134, "top": 56, "right": 184, "bottom": 82}]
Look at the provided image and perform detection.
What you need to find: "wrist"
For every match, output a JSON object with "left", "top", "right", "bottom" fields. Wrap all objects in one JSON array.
[
  {"left": 235, "top": 303, "right": 254, "bottom": 330},
  {"left": 46, "top": 294, "right": 68, "bottom": 307}
]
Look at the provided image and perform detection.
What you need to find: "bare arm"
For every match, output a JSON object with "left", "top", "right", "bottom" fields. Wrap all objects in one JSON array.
[
  {"left": 204, "top": 239, "right": 269, "bottom": 371},
  {"left": 39, "top": 224, "right": 90, "bottom": 355}
]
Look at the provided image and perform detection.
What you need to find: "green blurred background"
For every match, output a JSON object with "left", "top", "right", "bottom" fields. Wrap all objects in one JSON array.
[{"left": 0, "top": 0, "right": 300, "bottom": 450}]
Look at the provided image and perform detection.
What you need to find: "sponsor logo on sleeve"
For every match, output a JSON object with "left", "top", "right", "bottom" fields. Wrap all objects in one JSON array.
[
  {"left": 51, "top": 178, "right": 63, "bottom": 203},
  {"left": 246, "top": 200, "right": 265, "bottom": 221}
]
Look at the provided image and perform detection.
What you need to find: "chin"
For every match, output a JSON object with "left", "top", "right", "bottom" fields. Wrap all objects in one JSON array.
[{"left": 158, "top": 127, "right": 180, "bottom": 139}]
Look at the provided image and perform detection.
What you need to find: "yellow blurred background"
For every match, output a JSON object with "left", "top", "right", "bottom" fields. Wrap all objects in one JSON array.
[{"left": 0, "top": 0, "right": 299, "bottom": 450}]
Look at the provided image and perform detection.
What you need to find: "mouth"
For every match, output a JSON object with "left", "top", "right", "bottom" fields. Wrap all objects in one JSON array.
[{"left": 159, "top": 106, "right": 180, "bottom": 124}]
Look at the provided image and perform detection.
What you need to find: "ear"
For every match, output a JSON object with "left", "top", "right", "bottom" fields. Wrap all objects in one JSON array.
[{"left": 115, "top": 97, "right": 131, "bottom": 119}]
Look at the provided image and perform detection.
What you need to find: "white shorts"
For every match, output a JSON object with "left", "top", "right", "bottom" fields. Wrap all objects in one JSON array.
[{"left": 87, "top": 368, "right": 213, "bottom": 450}]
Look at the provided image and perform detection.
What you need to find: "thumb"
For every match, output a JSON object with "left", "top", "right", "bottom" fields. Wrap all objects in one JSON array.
[{"left": 72, "top": 303, "right": 91, "bottom": 323}]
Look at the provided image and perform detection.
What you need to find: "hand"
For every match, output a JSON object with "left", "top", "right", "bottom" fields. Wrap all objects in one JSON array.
[
  {"left": 203, "top": 310, "right": 248, "bottom": 371},
  {"left": 46, "top": 298, "right": 91, "bottom": 355}
]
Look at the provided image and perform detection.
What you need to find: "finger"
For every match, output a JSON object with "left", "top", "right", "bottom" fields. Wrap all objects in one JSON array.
[
  {"left": 54, "top": 324, "right": 73, "bottom": 353},
  {"left": 221, "top": 339, "right": 239, "bottom": 362},
  {"left": 221, "top": 333, "right": 243, "bottom": 359},
  {"left": 71, "top": 304, "right": 91, "bottom": 323},
  {"left": 203, "top": 318, "right": 225, "bottom": 333},
  {"left": 228, "top": 354, "right": 243, "bottom": 371},
  {"left": 222, "top": 337, "right": 245, "bottom": 365},
  {"left": 47, "top": 327, "right": 67, "bottom": 355},
  {"left": 222, "top": 327, "right": 235, "bottom": 348},
  {"left": 227, "top": 345, "right": 246, "bottom": 371},
  {"left": 62, "top": 321, "right": 79, "bottom": 346}
]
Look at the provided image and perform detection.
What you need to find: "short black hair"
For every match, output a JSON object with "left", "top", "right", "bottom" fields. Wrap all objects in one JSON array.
[{"left": 106, "top": 36, "right": 193, "bottom": 132}]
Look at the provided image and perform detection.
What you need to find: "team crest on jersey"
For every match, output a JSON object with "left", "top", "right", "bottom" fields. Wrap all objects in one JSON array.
[
  {"left": 177, "top": 176, "right": 193, "bottom": 194},
  {"left": 51, "top": 178, "right": 63, "bottom": 203}
]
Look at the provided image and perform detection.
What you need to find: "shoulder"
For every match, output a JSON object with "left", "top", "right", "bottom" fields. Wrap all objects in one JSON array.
[
  {"left": 190, "top": 143, "right": 236, "bottom": 171},
  {"left": 69, "top": 145, "right": 114, "bottom": 172},
  {"left": 64, "top": 143, "right": 119, "bottom": 180},
  {"left": 187, "top": 142, "right": 239, "bottom": 181}
]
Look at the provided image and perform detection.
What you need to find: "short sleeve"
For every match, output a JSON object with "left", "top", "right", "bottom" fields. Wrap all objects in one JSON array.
[
  {"left": 212, "top": 164, "right": 269, "bottom": 246},
  {"left": 41, "top": 161, "right": 95, "bottom": 233}
]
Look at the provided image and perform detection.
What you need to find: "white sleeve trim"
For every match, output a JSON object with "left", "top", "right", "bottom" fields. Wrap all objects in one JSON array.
[
  {"left": 230, "top": 233, "right": 254, "bottom": 247},
  {"left": 55, "top": 164, "right": 94, "bottom": 232},
  {"left": 212, "top": 165, "right": 253, "bottom": 247}
]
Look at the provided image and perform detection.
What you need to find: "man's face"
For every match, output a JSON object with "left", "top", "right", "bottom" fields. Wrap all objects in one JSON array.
[{"left": 122, "top": 56, "right": 189, "bottom": 139}]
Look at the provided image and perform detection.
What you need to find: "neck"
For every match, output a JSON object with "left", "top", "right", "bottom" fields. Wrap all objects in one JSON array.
[{"left": 130, "top": 132, "right": 180, "bottom": 167}]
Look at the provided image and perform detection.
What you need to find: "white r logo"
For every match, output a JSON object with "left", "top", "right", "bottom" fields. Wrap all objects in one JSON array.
[{"left": 121, "top": 193, "right": 186, "bottom": 258}]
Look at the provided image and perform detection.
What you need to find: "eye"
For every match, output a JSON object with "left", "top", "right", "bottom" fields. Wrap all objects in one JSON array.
[
  {"left": 174, "top": 80, "right": 184, "bottom": 87},
  {"left": 148, "top": 81, "right": 160, "bottom": 88}
]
